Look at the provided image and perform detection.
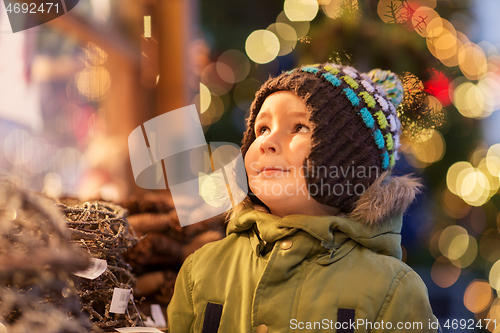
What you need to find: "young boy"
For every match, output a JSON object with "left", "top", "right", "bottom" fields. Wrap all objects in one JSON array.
[{"left": 167, "top": 63, "right": 439, "bottom": 333}]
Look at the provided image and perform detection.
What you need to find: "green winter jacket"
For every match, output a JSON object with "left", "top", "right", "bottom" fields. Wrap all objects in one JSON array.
[{"left": 167, "top": 208, "right": 439, "bottom": 333}]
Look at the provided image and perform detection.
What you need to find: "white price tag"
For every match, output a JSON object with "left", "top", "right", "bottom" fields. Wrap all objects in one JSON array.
[
  {"left": 73, "top": 258, "right": 107, "bottom": 280},
  {"left": 151, "top": 304, "right": 167, "bottom": 328},
  {"left": 109, "top": 288, "right": 131, "bottom": 314},
  {"left": 115, "top": 328, "right": 164, "bottom": 333}
]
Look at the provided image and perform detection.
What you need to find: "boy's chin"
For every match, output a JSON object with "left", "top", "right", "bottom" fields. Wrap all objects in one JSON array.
[{"left": 258, "top": 197, "right": 308, "bottom": 215}]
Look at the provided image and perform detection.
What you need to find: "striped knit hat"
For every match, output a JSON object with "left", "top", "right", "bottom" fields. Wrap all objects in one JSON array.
[{"left": 241, "top": 63, "right": 404, "bottom": 212}]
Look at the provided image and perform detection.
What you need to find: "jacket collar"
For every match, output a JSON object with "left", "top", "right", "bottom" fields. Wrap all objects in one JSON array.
[{"left": 227, "top": 208, "right": 403, "bottom": 260}]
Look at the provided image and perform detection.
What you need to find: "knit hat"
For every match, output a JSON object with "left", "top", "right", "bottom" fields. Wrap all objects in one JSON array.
[{"left": 241, "top": 63, "right": 405, "bottom": 213}]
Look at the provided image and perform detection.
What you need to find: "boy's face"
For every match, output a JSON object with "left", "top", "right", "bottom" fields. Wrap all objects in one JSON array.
[{"left": 244, "top": 91, "right": 339, "bottom": 217}]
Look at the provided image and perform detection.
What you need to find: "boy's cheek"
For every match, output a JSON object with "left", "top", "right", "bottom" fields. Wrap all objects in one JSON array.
[
  {"left": 248, "top": 177, "right": 261, "bottom": 187},
  {"left": 248, "top": 179, "right": 262, "bottom": 195},
  {"left": 247, "top": 161, "right": 261, "bottom": 173}
]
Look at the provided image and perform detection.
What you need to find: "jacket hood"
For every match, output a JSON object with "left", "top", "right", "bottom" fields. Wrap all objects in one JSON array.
[{"left": 227, "top": 208, "right": 403, "bottom": 260}]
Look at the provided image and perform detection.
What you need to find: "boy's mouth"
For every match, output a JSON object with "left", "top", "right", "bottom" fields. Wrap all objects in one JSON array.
[{"left": 260, "top": 166, "right": 289, "bottom": 175}]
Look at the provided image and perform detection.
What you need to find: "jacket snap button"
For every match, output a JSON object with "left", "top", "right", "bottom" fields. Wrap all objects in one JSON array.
[
  {"left": 280, "top": 239, "right": 293, "bottom": 250},
  {"left": 257, "top": 324, "right": 268, "bottom": 333}
]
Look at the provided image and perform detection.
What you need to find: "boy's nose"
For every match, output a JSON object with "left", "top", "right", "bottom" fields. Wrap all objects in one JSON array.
[{"left": 259, "top": 134, "right": 282, "bottom": 155}]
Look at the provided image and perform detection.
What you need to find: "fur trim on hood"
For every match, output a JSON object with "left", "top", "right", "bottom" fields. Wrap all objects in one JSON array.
[{"left": 349, "top": 171, "right": 423, "bottom": 225}]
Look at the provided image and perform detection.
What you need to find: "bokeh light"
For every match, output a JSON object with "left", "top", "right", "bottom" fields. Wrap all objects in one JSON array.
[
  {"left": 267, "top": 23, "right": 298, "bottom": 56},
  {"left": 461, "top": 169, "right": 491, "bottom": 206},
  {"left": 445, "top": 157, "right": 499, "bottom": 206},
  {"left": 426, "top": 19, "right": 458, "bottom": 66},
  {"left": 447, "top": 233, "right": 469, "bottom": 261},
  {"left": 43, "top": 172, "right": 63, "bottom": 198},
  {"left": 53, "top": 147, "right": 84, "bottom": 189},
  {"left": 424, "top": 68, "right": 452, "bottom": 105},
  {"left": 201, "top": 63, "right": 233, "bottom": 95},
  {"left": 412, "top": 0, "right": 437, "bottom": 8},
  {"left": 480, "top": 229, "right": 500, "bottom": 263},
  {"left": 470, "top": 146, "right": 488, "bottom": 167},
  {"left": 478, "top": 73, "right": 500, "bottom": 113},
  {"left": 486, "top": 144, "right": 500, "bottom": 178},
  {"left": 441, "top": 189, "right": 471, "bottom": 219},
  {"left": 453, "top": 81, "right": 490, "bottom": 119},
  {"left": 401, "top": 142, "right": 430, "bottom": 169},
  {"left": 377, "top": 0, "right": 439, "bottom": 28},
  {"left": 456, "top": 30, "right": 471, "bottom": 46},
  {"left": 3, "top": 129, "right": 34, "bottom": 166},
  {"left": 199, "top": 93, "right": 226, "bottom": 128},
  {"left": 447, "top": 161, "right": 473, "bottom": 195},
  {"left": 435, "top": 30, "right": 468, "bottom": 68},
  {"left": 426, "top": 17, "right": 446, "bottom": 39},
  {"left": 477, "top": 158, "right": 500, "bottom": 197},
  {"left": 487, "top": 298, "right": 500, "bottom": 328},
  {"left": 434, "top": 33, "right": 458, "bottom": 62},
  {"left": 214, "top": 62, "right": 235, "bottom": 86},
  {"left": 199, "top": 172, "right": 227, "bottom": 208},
  {"left": 24, "top": 138, "right": 56, "bottom": 175},
  {"left": 377, "top": 0, "right": 395, "bottom": 24},
  {"left": 276, "top": 11, "right": 310, "bottom": 38},
  {"left": 429, "top": 227, "right": 444, "bottom": 259},
  {"left": 489, "top": 57, "right": 500, "bottom": 75},
  {"left": 245, "top": 30, "right": 280, "bottom": 64},
  {"left": 431, "top": 256, "right": 461, "bottom": 288},
  {"left": 438, "top": 225, "right": 468, "bottom": 260},
  {"left": 412, "top": 6, "right": 440, "bottom": 37},
  {"left": 284, "top": 0, "right": 319, "bottom": 22},
  {"left": 485, "top": 42, "right": 499, "bottom": 56},
  {"left": 321, "top": 0, "right": 358, "bottom": 19},
  {"left": 489, "top": 260, "right": 500, "bottom": 291},
  {"left": 456, "top": 235, "right": 478, "bottom": 268},
  {"left": 75, "top": 66, "right": 111, "bottom": 100},
  {"left": 458, "top": 42, "right": 488, "bottom": 81},
  {"left": 189, "top": 146, "right": 211, "bottom": 177},
  {"left": 217, "top": 50, "right": 251, "bottom": 84},
  {"left": 199, "top": 83, "right": 212, "bottom": 114},
  {"left": 411, "top": 129, "right": 445, "bottom": 164},
  {"left": 463, "top": 280, "right": 493, "bottom": 313}
]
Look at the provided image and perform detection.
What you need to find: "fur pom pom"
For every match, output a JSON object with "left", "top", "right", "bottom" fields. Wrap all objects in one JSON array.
[{"left": 349, "top": 171, "right": 423, "bottom": 224}]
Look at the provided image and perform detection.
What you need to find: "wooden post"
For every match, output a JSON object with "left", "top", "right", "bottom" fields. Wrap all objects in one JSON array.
[{"left": 156, "top": 0, "right": 195, "bottom": 114}]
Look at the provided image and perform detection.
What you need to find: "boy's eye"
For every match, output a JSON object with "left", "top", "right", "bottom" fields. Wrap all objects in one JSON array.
[
  {"left": 256, "top": 123, "right": 309, "bottom": 135},
  {"left": 257, "top": 126, "right": 270, "bottom": 136},
  {"left": 295, "top": 124, "right": 310, "bottom": 133}
]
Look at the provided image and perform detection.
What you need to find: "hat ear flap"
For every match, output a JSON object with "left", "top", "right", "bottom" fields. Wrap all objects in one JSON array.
[{"left": 366, "top": 69, "right": 404, "bottom": 109}]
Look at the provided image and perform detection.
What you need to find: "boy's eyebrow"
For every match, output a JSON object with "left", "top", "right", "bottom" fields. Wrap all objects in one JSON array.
[
  {"left": 288, "top": 111, "right": 309, "bottom": 118},
  {"left": 255, "top": 111, "right": 270, "bottom": 122},
  {"left": 255, "top": 110, "right": 309, "bottom": 122}
]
